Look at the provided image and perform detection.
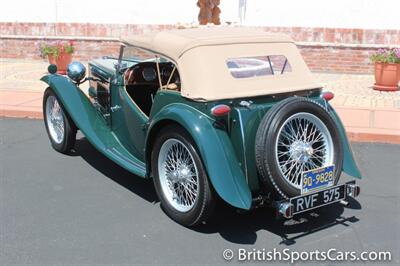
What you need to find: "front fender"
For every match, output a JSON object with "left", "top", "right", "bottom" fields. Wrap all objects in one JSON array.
[
  {"left": 41, "top": 74, "right": 147, "bottom": 176},
  {"left": 147, "top": 103, "right": 252, "bottom": 210},
  {"left": 329, "top": 104, "right": 362, "bottom": 179},
  {"left": 40, "top": 74, "right": 106, "bottom": 143}
]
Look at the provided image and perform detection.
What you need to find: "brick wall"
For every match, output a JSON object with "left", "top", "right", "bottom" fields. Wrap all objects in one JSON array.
[
  {"left": 298, "top": 45, "right": 375, "bottom": 73},
  {"left": 0, "top": 38, "right": 121, "bottom": 61},
  {"left": 1, "top": 22, "right": 399, "bottom": 74}
]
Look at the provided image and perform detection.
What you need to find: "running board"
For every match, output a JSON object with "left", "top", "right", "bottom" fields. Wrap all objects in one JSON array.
[
  {"left": 81, "top": 118, "right": 147, "bottom": 178},
  {"left": 105, "top": 145, "right": 146, "bottom": 176},
  {"left": 82, "top": 117, "right": 147, "bottom": 178}
]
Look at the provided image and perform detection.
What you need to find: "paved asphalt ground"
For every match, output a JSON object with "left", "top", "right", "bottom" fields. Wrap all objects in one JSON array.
[{"left": 1, "top": 118, "right": 399, "bottom": 265}]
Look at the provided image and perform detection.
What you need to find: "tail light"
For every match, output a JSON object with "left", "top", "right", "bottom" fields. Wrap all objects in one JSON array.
[
  {"left": 321, "top": 91, "right": 335, "bottom": 101},
  {"left": 211, "top": 104, "right": 231, "bottom": 117}
]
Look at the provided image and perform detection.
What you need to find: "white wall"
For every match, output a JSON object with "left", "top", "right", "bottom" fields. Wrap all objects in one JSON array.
[
  {"left": 0, "top": 0, "right": 199, "bottom": 24},
  {"left": 0, "top": 0, "right": 399, "bottom": 30}
]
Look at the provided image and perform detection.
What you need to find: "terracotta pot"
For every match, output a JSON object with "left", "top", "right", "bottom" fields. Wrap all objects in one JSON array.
[
  {"left": 373, "top": 62, "right": 400, "bottom": 91},
  {"left": 55, "top": 52, "right": 72, "bottom": 75},
  {"left": 48, "top": 54, "right": 56, "bottom": 65}
]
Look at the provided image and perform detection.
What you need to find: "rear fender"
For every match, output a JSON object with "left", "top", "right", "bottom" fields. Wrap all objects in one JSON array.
[
  {"left": 147, "top": 103, "right": 252, "bottom": 210},
  {"left": 329, "top": 104, "right": 362, "bottom": 179}
]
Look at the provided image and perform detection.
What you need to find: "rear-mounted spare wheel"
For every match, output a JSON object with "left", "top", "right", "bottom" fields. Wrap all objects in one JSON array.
[{"left": 255, "top": 97, "right": 343, "bottom": 199}]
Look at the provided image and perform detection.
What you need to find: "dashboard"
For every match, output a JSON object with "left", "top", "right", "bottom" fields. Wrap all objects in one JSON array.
[{"left": 124, "top": 62, "right": 180, "bottom": 88}]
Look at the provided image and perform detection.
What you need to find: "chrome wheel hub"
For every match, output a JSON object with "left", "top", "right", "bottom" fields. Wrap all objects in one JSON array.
[
  {"left": 275, "top": 112, "right": 334, "bottom": 189},
  {"left": 289, "top": 141, "right": 314, "bottom": 163},
  {"left": 45, "top": 95, "right": 65, "bottom": 144},
  {"left": 169, "top": 166, "right": 191, "bottom": 182},
  {"left": 158, "top": 139, "right": 199, "bottom": 212}
]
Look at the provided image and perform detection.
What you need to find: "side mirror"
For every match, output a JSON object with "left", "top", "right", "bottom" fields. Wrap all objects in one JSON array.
[{"left": 67, "top": 61, "right": 86, "bottom": 83}]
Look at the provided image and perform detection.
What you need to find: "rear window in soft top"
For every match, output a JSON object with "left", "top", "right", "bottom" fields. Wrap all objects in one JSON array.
[{"left": 226, "top": 55, "right": 292, "bottom": 79}]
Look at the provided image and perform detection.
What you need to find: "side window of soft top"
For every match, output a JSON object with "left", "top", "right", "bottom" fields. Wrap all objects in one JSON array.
[{"left": 122, "top": 46, "right": 180, "bottom": 91}]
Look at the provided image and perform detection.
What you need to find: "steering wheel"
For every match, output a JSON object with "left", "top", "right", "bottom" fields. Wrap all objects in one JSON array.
[{"left": 124, "top": 68, "right": 135, "bottom": 85}]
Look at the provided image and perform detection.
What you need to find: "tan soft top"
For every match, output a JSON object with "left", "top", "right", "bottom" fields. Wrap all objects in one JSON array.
[
  {"left": 122, "top": 27, "right": 321, "bottom": 101},
  {"left": 122, "top": 27, "right": 293, "bottom": 61}
]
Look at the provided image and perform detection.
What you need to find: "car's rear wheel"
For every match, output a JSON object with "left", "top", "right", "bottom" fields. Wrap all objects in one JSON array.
[
  {"left": 255, "top": 97, "right": 343, "bottom": 199},
  {"left": 43, "top": 87, "right": 76, "bottom": 154},
  {"left": 151, "top": 125, "right": 215, "bottom": 226}
]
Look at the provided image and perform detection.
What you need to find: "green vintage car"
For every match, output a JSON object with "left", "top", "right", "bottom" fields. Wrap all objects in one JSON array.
[{"left": 41, "top": 27, "right": 361, "bottom": 226}]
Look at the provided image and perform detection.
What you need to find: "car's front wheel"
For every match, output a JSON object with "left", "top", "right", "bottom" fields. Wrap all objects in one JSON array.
[
  {"left": 151, "top": 125, "right": 215, "bottom": 227},
  {"left": 43, "top": 87, "right": 76, "bottom": 154}
]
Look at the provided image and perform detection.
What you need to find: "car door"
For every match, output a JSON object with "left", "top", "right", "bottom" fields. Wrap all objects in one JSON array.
[{"left": 110, "top": 81, "right": 148, "bottom": 162}]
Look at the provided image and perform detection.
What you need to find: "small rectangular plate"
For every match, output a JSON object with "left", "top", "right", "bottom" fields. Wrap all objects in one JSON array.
[
  {"left": 301, "top": 165, "right": 335, "bottom": 194},
  {"left": 291, "top": 183, "right": 346, "bottom": 215}
]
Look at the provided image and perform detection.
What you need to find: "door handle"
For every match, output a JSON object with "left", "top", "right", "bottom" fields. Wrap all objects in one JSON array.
[{"left": 110, "top": 105, "right": 122, "bottom": 112}]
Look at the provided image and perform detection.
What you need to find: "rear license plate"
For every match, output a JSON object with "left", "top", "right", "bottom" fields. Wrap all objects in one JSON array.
[
  {"left": 301, "top": 165, "right": 335, "bottom": 194},
  {"left": 291, "top": 184, "right": 346, "bottom": 215}
]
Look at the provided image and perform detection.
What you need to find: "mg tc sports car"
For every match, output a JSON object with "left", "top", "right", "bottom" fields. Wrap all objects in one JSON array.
[{"left": 41, "top": 27, "right": 361, "bottom": 226}]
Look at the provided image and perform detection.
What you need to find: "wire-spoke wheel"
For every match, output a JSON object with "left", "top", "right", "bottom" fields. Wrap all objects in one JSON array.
[
  {"left": 255, "top": 97, "right": 343, "bottom": 199},
  {"left": 43, "top": 87, "right": 76, "bottom": 154},
  {"left": 151, "top": 125, "right": 215, "bottom": 226},
  {"left": 158, "top": 139, "right": 199, "bottom": 212},
  {"left": 46, "top": 95, "right": 65, "bottom": 144},
  {"left": 275, "top": 112, "right": 334, "bottom": 189}
]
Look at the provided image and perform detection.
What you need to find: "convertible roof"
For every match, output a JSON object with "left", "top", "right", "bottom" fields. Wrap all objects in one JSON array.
[
  {"left": 121, "top": 27, "right": 293, "bottom": 61},
  {"left": 121, "top": 27, "right": 320, "bottom": 101}
]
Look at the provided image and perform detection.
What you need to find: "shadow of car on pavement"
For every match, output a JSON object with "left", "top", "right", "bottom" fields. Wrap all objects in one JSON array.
[
  {"left": 72, "top": 137, "right": 361, "bottom": 246},
  {"left": 73, "top": 137, "right": 158, "bottom": 204}
]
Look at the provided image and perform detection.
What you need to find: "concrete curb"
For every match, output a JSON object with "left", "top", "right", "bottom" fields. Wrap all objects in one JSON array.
[
  {"left": 334, "top": 106, "right": 400, "bottom": 144},
  {"left": 0, "top": 109, "right": 43, "bottom": 119},
  {"left": 346, "top": 130, "right": 400, "bottom": 144}
]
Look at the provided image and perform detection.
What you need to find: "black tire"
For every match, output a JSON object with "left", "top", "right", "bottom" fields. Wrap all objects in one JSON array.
[
  {"left": 151, "top": 124, "right": 215, "bottom": 227},
  {"left": 43, "top": 87, "right": 76, "bottom": 154},
  {"left": 255, "top": 97, "right": 343, "bottom": 199}
]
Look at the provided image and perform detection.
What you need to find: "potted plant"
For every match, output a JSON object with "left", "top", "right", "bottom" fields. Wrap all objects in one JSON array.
[
  {"left": 39, "top": 41, "right": 75, "bottom": 74},
  {"left": 370, "top": 48, "right": 400, "bottom": 91}
]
